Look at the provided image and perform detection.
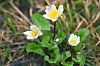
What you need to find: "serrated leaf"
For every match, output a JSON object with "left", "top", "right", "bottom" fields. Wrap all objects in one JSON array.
[
  {"left": 78, "top": 29, "right": 89, "bottom": 42},
  {"left": 32, "top": 14, "right": 50, "bottom": 30},
  {"left": 55, "top": 31, "right": 66, "bottom": 44},
  {"left": 26, "top": 43, "right": 45, "bottom": 56}
]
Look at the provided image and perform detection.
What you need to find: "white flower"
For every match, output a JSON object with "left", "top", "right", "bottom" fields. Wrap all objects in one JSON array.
[
  {"left": 23, "top": 25, "right": 43, "bottom": 39},
  {"left": 43, "top": 4, "right": 63, "bottom": 22},
  {"left": 68, "top": 34, "right": 80, "bottom": 46}
]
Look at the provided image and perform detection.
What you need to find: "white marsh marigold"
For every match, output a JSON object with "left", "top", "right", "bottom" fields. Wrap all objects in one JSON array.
[
  {"left": 23, "top": 25, "right": 43, "bottom": 39},
  {"left": 68, "top": 34, "right": 80, "bottom": 46},
  {"left": 43, "top": 4, "right": 63, "bottom": 22}
]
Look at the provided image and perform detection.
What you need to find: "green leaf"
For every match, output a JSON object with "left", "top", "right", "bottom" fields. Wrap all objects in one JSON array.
[
  {"left": 55, "top": 31, "right": 66, "bottom": 44},
  {"left": 37, "top": 39, "right": 41, "bottom": 45},
  {"left": 44, "top": 43, "right": 60, "bottom": 63},
  {"left": 29, "top": 0, "right": 34, "bottom": 5},
  {"left": 78, "top": 29, "right": 89, "bottom": 42},
  {"left": 43, "top": 31, "right": 52, "bottom": 40},
  {"left": 26, "top": 43, "right": 45, "bottom": 56},
  {"left": 72, "top": 58, "right": 77, "bottom": 62},
  {"left": 59, "top": 51, "right": 72, "bottom": 66},
  {"left": 59, "top": 51, "right": 71, "bottom": 62},
  {"left": 42, "top": 36, "right": 51, "bottom": 47},
  {"left": 77, "top": 54, "right": 85, "bottom": 66},
  {"left": 74, "top": 43, "right": 82, "bottom": 52},
  {"left": 72, "top": 54, "right": 85, "bottom": 66},
  {"left": 61, "top": 61, "right": 74, "bottom": 66},
  {"left": 32, "top": 14, "right": 50, "bottom": 30},
  {"left": 44, "top": 48, "right": 60, "bottom": 63},
  {"left": 47, "top": 42, "right": 58, "bottom": 50}
]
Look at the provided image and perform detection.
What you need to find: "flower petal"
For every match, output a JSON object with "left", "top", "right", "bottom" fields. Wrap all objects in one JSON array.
[
  {"left": 45, "top": 6, "right": 51, "bottom": 14},
  {"left": 51, "top": 19, "right": 57, "bottom": 22},
  {"left": 43, "top": 14, "right": 57, "bottom": 22},
  {"left": 76, "top": 36, "right": 80, "bottom": 44},
  {"left": 39, "top": 31, "right": 43, "bottom": 35},
  {"left": 27, "top": 35, "right": 32, "bottom": 39},
  {"left": 34, "top": 35, "right": 39, "bottom": 39},
  {"left": 57, "top": 14, "right": 61, "bottom": 17},
  {"left": 51, "top": 4, "right": 56, "bottom": 9},
  {"left": 70, "top": 43, "right": 77, "bottom": 46},
  {"left": 68, "top": 38, "right": 71, "bottom": 44},
  {"left": 58, "top": 5, "right": 63, "bottom": 14},
  {"left": 23, "top": 31, "right": 31, "bottom": 35},
  {"left": 69, "top": 34, "right": 74, "bottom": 40},
  {"left": 43, "top": 14, "right": 52, "bottom": 19},
  {"left": 30, "top": 25, "right": 37, "bottom": 30}
]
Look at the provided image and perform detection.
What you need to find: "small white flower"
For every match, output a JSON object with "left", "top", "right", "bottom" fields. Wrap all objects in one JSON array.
[
  {"left": 23, "top": 25, "right": 43, "bottom": 39},
  {"left": 56, "top": 38, "right": 59, "bottom": 42},
  {"left": 43, "top": 4, "right": 63, "bottom": 22},
  {"left": 68, "top": 34, "right": 80, "bottom": 46}
]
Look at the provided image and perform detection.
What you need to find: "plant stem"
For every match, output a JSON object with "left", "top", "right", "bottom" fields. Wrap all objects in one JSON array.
[{"left": 53, "top": 22, "right": 56, "bottom": 40}]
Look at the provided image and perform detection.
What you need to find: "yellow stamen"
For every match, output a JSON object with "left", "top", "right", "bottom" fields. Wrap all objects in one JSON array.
[
  {"left": 48, "top": 9, "right": 61, "bottom": 19},
  {"left": 71, "top": 39, "right": 76, "bottom": 44},
  {"left": 77, "top": 52, "right": 82, "bottom": 54},
  {"left": 31, "top": 29, "right": 39, "bottom": 37}
]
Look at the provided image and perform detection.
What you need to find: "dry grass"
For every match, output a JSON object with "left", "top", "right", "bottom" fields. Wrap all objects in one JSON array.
[{"left": 0, "top": 0, "right": 100, "bottom": 66}]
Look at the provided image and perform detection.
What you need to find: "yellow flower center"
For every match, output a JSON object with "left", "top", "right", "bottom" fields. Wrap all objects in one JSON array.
[
  {"left": 71, "top": 39, "right": 76, "bottom": 44},
  {"left": 31, "top": 29, "right": 39, "bottom": 37},
  {"left": 48, "top": 9, "right": 61, "bottom": 19}
]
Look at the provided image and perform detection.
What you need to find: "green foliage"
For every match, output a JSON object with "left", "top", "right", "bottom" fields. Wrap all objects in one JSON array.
[
  {"left": 43, "top": 31, "right": 52, "bottom": 40},
  {"left": 85, "top": 56, "right": 96, "bottom": 66},
  {"left": 95, "top": 25, "right": 100, "bottom": 35},
  {"left": 78, "top": 29, "right": 89, "bottom": 42},
  {"left": 94, "top": 9, "right": 100, "bottom": 18},
  {"left": 42, "top": 36, "right": 51, "bottom": 47},
  {"left": 59, "top": 51, "right": 73, "bottom": 66},
  {"left": 26, "top": 43, "right": 45, "bottom": 56},
  {"left": 0, "top": 14, "right": 16, "bottom": 33},
  {"left": 73, "top": 29, "right": 89, "bottom": 52},
  {"left": 59, "top": 51, "right": 71, "bottom": 62},
  {"left": 1, "top": 55, "right": 6, "bottom": 63},
  {"left": 32, "top": 14, "right": 50, "bottom": 30},
  {"left": 44, "top": 43, "right": 60, "bottom": 63},
  {"left": 55, "top": 31, "right": 66, "bottom": 44},
  {"left": 26, "top": 28, "right": 89, "bottom": 65},
  {"left": 29, "top": 0, "right": 34, "bottom": 5},
  {"left": 62, "top": 61, "right": 74, "bottom": 66},
  {"left": 74, "top": 43, "right": 82, "bottom": 52},
  {"left": 72, "top": 54, "right": 85, "bottom": 66}
]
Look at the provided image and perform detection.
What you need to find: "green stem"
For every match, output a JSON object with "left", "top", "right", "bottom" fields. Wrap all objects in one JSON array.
[{"left": 53, "top": 22, "right": 56, "bottom": 40}]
